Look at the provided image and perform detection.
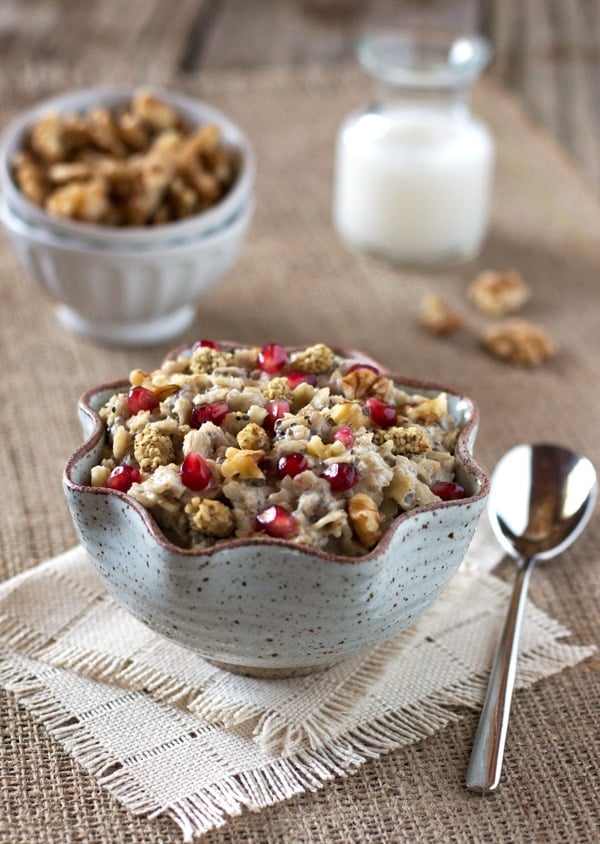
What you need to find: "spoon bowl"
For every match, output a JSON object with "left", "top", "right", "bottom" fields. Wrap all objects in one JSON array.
[{"left": 466, "top": 442, "right": 597, "bottom": 793}]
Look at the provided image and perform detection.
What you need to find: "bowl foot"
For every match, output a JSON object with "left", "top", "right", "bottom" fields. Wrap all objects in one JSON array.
[
  {"left": 55, "top": 303, "right": 196, "bottom": 346},
  {"left": 206, "top": 658, "right": 335, "bottom": 678}
]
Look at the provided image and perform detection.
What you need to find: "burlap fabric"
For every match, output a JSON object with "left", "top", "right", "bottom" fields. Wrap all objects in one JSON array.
[{"left": 1, "top": 65, "right": 599, "bottom": 842}]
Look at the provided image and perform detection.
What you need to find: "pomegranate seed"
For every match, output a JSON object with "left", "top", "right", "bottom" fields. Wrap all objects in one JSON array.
[
  {"left": 365, "top": 396, "right": 397, "bottom": 428},
  {"left": 190, "top": 402, "right": 229, "bottom": 428},
  {"left": 333, "top": 426, "right": 354, "bottom": 448},
  {"left": 431, "top": 481, "right": 468, "bottom": 501},
  {"left": 287, "top": 369, "right": 318, "bottom": 389},
  {"left": 127, "top": 386, "right": 159, "bottom": 415},
  {"left": 321, "top": 462, "right": 358, "bottom": 492},
  {"left": 346, "top": 362, "right": 380, "bottom": 375},
  {"left": 263, "top": 398, "right": 290, "bottom": 434},
  {"left": 192, "top": 339, "right": 219, "bottom": 350},
  {"left": 180, "top": 453, "right": 212, "bottom": 491},
  {"left": 277, "top": 452, "right": 309, "bottom": 479},
  {"left": 258, "top": 343, "right": 288, "bottom": 374},
  {"left": 256, "top": 504, "right": 297, "bottom": 538},
  {"left": 106, "top": 464, "right": 141, "bottom": 493}
]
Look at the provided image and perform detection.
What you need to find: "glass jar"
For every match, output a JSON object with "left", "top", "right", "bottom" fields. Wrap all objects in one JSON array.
[{"left": 333, "top": 32, "right": 494, "bottom": 267}]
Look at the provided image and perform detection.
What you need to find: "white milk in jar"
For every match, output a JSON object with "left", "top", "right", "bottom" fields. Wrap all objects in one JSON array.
[{"left": 333, "top": 33, "right": 495, "bottom": 267}]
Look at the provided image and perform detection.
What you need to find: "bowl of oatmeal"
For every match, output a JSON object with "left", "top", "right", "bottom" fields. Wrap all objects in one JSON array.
[
  {"left": 63, "top": 341, "right": 489, "bottom": 676},
  {"left": 0, "top": 87, "right": 255, "bottom": 345}
]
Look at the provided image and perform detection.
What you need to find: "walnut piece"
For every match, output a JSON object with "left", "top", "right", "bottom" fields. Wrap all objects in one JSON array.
[
  {"left": 348, "top": 494, "right": 383, "bottom": 548},
  {"left": 468, "top": 270, "right": 530, "bottom": 317},
  {"left": 481, "top": 319, "right": 556, "bottom": 366},
  {"left": 220, "top": 447, "right": 265, "bottom": 480},
  {"left": 420, "top": 294, "right": 464, "bottom": 336}
]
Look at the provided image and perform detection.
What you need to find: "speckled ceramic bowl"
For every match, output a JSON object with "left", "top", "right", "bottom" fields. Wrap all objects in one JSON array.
[{"left": 63, "top": 345, "right": 489, "bottom": 677}]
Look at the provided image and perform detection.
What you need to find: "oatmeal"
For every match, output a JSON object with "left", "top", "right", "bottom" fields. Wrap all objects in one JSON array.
[
  {"left": 90, "top": 342, "right": 469, "bottom": 556},
  {"left": 12, "top": 90, "right": 237, "bottom": 227}
]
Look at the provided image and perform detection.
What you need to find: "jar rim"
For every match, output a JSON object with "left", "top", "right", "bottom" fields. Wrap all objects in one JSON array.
[{"left": 356, "top": 32, "right": 492, "bottom": 89}]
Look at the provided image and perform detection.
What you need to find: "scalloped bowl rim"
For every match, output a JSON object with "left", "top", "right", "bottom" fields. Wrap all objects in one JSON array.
[
  {"left": 0, "top": 85, "right": 256, "bottom": 246},
  {"left": 63, "top": 343, "right": 490, "bottom": 564}
]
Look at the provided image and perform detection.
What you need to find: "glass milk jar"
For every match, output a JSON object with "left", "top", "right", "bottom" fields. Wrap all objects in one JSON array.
[{"left": 333, "top": 33, "right": 494, "bottom": 267}]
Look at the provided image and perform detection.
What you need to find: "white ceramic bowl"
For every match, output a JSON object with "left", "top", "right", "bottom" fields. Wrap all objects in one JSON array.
[
  {"left": 63, "top": 344, "right": 489, "bottom": 677},
  {"left": 0, "top": 196, "right": 253, "bottom": 345},
  {"left": 0, "top": 86, "right": 256, "bottom": 246}
]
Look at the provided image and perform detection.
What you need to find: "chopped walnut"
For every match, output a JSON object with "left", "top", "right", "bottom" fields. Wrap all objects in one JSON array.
[
  {"left": 236, "top": 422, "right": 270, "bottom": 451},
  {"left": 262, "top": 377, "right": 293, "bottom": 402},
  {"left": 468, "top": 270, "right": 530, "bottom": 317},
  {"left": 184, "top": 498, "right": 234, "bottom": 538},
  {"left": 481, "top": 319, "right": 556, "bottom": 366},
  {"left": 220, "top": 447, "right": 265, "bottom": 480},
  {"left": 348, "top": 494, "right": 383, "bottom": 548},
  {"left": 420, "top": 294, "right": 464, "bottom": 336},
  {"left": 341, "top": 368, "right": 389, "bottom": 400},
  {"left": 290, "top": 343, "right": 334, "bottom": 374},
  {"left": 45, "top": 177, "right": 110, "bottom": 223},
  {"left": 133, "top": 426, "right": 176, "bottom": 472},
  {"left": 12, "top": 90, "right": 237, "bottom": 227},
  {"left": 373, "top": 425, "right": 432, "bottom": 455}
]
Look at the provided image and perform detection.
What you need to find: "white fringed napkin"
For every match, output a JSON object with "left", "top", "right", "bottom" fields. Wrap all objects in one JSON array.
[{"left": 0, "top": 520, "right": 594, "bottom": 840}]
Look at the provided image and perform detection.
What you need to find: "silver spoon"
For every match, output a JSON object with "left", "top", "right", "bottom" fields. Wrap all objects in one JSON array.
[{"left": 466, "top": 443, "right": 597, "bottom": 793}]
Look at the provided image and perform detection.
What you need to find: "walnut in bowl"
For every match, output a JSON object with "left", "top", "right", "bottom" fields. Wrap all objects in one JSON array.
[{"left": 63, "top": 341, "right": 489, "bottom": 676}]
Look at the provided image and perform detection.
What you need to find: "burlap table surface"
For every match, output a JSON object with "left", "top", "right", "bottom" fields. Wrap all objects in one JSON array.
[{"left": 1, "top": 64, "right": 599, "bottom": 842}]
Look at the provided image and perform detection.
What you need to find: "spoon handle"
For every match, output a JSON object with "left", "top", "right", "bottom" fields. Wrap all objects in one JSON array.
[{"left": 465, "top": 556, "right": 536, "bottom": 792}]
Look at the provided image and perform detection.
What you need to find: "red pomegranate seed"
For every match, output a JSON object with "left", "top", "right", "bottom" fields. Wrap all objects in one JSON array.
[
  {"left": 127, "top": 386, "right": 159, "bottom": 415},
  {"left": 263, "top": 398, "right": 290, "bottom": 434},
  {"left": 256, "top": 504, "right": 297, "bottom": 538},
  {"left": 192, "top": 339, "right": 220, "bottom": 350},
  {"left": 190, "top": 402, "right": 229, "bottom": 428},
  {"left": 258, "top": 343, "right": 288, "bottom": 374},
  {"left": 277, "top": 452, "right": 309, "bottom": 479},
  {"left": 365, "top": 396, "right": 397, "bottom": 428},
  {"left": 333, "top": 426, "right": 354, "bottom": 448},
  {"left": 106, "top": 464, "right": 141, "bottom": 493},
  {"left": 287, "top": 369, "right": 318, "bottom": 389},
  {"left": 180, "top": 453, "right": 212, "bottom": 491},
  {"left": 431, "top": 481, "right": 468, "bottom": 501},
  {"left": 321, "top": 462, "right": 358, "bottom": 492},
  {"left": 346, "top": 362, "right": 380, "bottom": 375}
]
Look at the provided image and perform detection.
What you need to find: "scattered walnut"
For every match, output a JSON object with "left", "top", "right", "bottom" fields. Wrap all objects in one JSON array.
[
  {"left": 373, "top": 425, "right": 432, "bottom": 455},
  {"left": 290, "top": 343, "right": 334, "bottom": 375},
  {"left": 481, "top": 319, "right": 556, "bottom": 366},
  {"left": 420, "top": 294, "right": 464, "bottom": 336},
  {"left": 45, "top": 178, "right": 110, "bottom": 223},
  {"left": 329, "top": 401, "right": 367, "bottom": 429},
  {"left": 468, "top": 270, "right": 530, "bottom": 317},
  {"left": 341, "top": 368, "right": 389, "bottom": 400},
  {"left": 348, "top": 494, "right": 383, "bottom": 548},
  {"left": 185, "top": 498, "right": 234, "bottom": 538}
]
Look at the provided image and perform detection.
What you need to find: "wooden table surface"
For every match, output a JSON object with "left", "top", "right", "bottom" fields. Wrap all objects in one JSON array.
[{"left": 2, "top": 0, "right": 599, "bottom": 193}]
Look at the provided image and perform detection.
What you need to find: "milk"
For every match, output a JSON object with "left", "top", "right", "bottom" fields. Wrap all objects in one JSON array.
[{"left": 333, "top": 105, "right": 494, "bottom": 266}]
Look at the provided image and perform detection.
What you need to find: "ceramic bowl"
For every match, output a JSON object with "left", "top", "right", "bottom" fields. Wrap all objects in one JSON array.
[
  {"left": 0, "top": 86, "right": 255, "bottom": 345},
  {"left": 63, "top": 345, "right": 489, "bottom": 677},
  {"left": 0, "top": 86, "right": 256, "bottom": 246},
  {"left": 0, "top": 196, "right": 253, "bottom": 346}
]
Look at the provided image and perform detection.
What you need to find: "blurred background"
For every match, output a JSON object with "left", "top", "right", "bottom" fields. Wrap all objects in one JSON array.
[{"left": 1, "top": 0, "right": 598, "bottom": 194}]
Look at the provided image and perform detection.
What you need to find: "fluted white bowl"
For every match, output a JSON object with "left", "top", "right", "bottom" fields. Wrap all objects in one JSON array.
[
  {"left": 0, "top": 86, "right": 255, "bottom": 247},
  {"left": 0, "top": 196, "right": 253, "bottom": 345}
]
